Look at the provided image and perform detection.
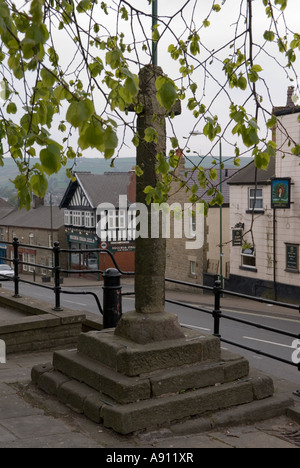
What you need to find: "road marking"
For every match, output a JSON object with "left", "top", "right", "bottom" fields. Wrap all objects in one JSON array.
[
  {"left": 64, "top": 300, "right": 87, "bottom": 306},
  {"left": 223, "top": 308, "right": 300, "bottom": 324},
  {"left": 181, "top": 323, "right": 211, "bottom": 332},
  {"left": 243, "top": 336, "right": 294, "bottom": 349}
]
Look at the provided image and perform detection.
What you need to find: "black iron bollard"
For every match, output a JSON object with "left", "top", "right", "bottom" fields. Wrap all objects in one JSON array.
[{"left": 102, "top": 268, "right": 122, "bottom": 329}]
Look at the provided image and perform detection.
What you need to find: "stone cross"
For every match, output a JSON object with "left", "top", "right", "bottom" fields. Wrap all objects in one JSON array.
[{"left": 115, "top": 65, "right": 185, "bottom": 344}]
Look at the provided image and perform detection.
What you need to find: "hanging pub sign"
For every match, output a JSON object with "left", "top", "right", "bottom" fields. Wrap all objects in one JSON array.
[
  {"left": 232, "top": 229, "right": 243, "bottom": 246},
  {"left": 271, "top": 178, "right": 291, "bottom": 209}
]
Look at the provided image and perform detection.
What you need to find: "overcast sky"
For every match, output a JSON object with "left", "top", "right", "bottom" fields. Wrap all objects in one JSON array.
[{"left": 3, "top": 0, "right": 300, "bottom": 163}]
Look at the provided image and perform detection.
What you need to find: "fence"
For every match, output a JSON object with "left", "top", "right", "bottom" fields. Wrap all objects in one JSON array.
[
  {"left": 164, "top": 278, "right": 300, "bottom": 373},
  {"left": 0, "top": 238, "right": 299, "bottom": 376},
  {"left": 0, "top": 238, "right": 133, "bottom": 317}
]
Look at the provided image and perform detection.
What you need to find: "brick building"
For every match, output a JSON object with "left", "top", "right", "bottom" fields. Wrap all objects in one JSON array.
[
  {"left": 166, "top": 154, "right": 246, "bottom": 289},
  {"left": 0, "top": 196, "right": 67, "bottom": 276}
]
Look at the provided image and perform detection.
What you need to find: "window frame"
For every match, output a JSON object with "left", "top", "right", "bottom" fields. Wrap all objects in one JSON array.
[{"left": 248, "top": 187, "right": 264, "bottom": 212}]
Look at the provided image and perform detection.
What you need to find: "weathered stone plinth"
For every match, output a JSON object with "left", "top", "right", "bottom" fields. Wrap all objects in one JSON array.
[
  {"left": 30, "top": 326, "right": 288, "bottom": 435},
  {"left": 114, "top": 311, "right": 185, "bottom": 344}
]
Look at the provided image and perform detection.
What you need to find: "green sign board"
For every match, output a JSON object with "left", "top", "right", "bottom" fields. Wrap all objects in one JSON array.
[{"left": 286, "top": 244, "right": 299, "bottom": 272}]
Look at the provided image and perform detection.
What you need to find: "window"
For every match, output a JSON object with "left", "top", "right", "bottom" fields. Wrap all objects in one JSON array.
[
  {"left": 23, "top": 253, "right": 28, "bottom": 271},
  {"left": 48, "top": 234, "right": 53, "bottom": 248},
  {"left": 28, "top": 254, "right": 36, "bottom": 272},
  {"left": 241, "top": 246, "right": 256, "bottom": 269},
  {"left": 41, "top": 258, "right": 46, "bottom": 276},
  {"left": 108, "top": 210, "right": 127, "bottom": 229},
  {"left": 190, "top": 212, "right": 197, "bottom": 238},
  {"left": 190, "top": 260, "right": 196, "bottom": 276},
  {"left": 249, "top": 188, "right": 263, "bottom": 211},
  {"left": 85, "top": 211, "right": 95, "bottom": 228},
  {"left": 65, "top": 210, "right": 72, "bottom": 225},
  {"left": 73, "top": 211, "right": 83, "bottom": 227},
  {"left": 29, "top": 233, "right": 34, "bottom": 245}
]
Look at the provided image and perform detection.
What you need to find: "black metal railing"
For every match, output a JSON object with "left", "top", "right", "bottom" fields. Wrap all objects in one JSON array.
[
  {"left": 165, "top": 278, "right": 300, "bottom": 372},
  {"left": 0, "top": 238, "right": 299, "bottom": 374},
  {"left": 0, "top": 238, "right": 133, "bottom": 319}
]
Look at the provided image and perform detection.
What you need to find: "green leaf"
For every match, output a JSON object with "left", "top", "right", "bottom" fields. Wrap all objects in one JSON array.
[
  {"left": 237, "top": 75, "right": 247, "bottom": 90},
  {"left": 209, "top": 169, "right": 218, "bottom": 181},
  {"left": 106, "top": 49, "right": 122, "bottom": 70},
  {"left": 30, "top": 173, "right": 48, "bottom": 198},
  {"left": 66, "top": 99, "right": 95, "bottom": 128},
  {"left": 251, "top": 64, "right": 263, "bottom": 72},
  {"left": 170, "top": 137, "right": 179, "bottom": 149},
  {"left": 156, "top": 152, "right": 169, "bottom": 175},
  {"left": 103, "top": 126, "right": 118, "bottom": 159},
  {"left": 40, "top": 143, "right": 61, "bottom": 175},
  {"left": 79, "top": 123, "right": 104, "bottom": 150},
  {"left": 266, "top": 115, "right": 277, "bottom": 129},
  {"left": 152, "top": 24, "right": 160, "bottom": 43},
  {"left": 264, "top": 30, "right": 275, "bottom": 42},
  {"left": 41, "top": 68, "right": 57, "bottom": 87},
  {"left": 13, "top": 174, "right": 32, "bottom": 210},
  {"left": 156, "top": 76, "right": 177, "bottom": 111},
  {"left": 77, "top": 0, "right": 92, "bottom": 12},
  {"left": 212, "top": 4, "right": 221, "bottom": 12},
  {"left": 254, "top": 151, "right": 270, "bottom": 170},
  {"left": 144, "top": 127, "right": 158, "bottom": 144},
  {"left": 132, "top": 133, "right": 139, "bottom": 147},
  {"left": 6, "top": 102, "right": 17, "bottom": 114}
]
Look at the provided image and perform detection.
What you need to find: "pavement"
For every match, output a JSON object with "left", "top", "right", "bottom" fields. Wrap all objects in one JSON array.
[{"left": 0, "top": 276, "right": 300, "bottom": 449}]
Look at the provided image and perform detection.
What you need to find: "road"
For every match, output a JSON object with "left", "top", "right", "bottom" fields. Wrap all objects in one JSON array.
[{"left": 2, "top": 280, "right": 300, "bottom": 388}]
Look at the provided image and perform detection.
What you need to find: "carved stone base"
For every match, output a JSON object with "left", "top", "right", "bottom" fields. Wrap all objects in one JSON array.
[{"left": 31, "top": 327, "right": 283, "bottom": 434}]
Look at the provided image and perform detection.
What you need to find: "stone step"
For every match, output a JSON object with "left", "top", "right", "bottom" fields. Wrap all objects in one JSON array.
[
  {"left": 77, "top": 328, "right": 221, "bottom": 376},
  {"left": 53, "top": 349, "right": 151, "bottom": 405},
  {"left": 32, "top": 363, "right": 275, "bottom": 434},
  {"left": 52, "top": 348, "right": 250, "bottom": 404},
  {"left": 101, "top": 372, "right": 275, "bottom": 434}
]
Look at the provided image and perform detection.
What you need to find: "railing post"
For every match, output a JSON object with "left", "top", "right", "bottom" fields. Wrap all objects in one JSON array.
[
  {"left": 213, "top": 280, "right": 222, "bottom": 338},
  {"left": 53, "top": 242, "right": 62, "bottom": 311},
  {"left": 102, "top": 268, "right": 122, "bottom": 329},
  {"left": 12, "top": 237, "right": 21, "bottom": 298}
]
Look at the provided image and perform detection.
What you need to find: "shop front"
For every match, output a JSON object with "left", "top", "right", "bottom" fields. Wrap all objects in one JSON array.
[{"left": 67, "top": 232, "right": 99, "bottom": 278}]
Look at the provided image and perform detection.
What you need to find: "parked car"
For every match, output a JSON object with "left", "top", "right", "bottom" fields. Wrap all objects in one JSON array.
[{"left": 0, "top": 264, "right": 14, "bottom": 281}]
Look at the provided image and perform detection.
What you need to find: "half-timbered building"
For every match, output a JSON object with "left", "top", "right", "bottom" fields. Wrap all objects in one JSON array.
[{"left": 60, "top": 171, "right": 136, "bottom": 275}]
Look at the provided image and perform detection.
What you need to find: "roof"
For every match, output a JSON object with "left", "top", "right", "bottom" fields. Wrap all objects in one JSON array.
[
  {"left": 184, "top": 168, "right": 238, "bottom": 206},
  {"left": 0, "top": 205, "right": 64, "bottom": 230},
  {"left": 0, "top": 198, "right": 15, "bottom": 221},
  {"left": 227, "top": 158, "right": 275, "bottom": 186},
  {"left": 273, "top": 86, "right": 300, "bottom": 117},
  {"left": 60, "top": 172, "right": 132, "bottom": 209}
]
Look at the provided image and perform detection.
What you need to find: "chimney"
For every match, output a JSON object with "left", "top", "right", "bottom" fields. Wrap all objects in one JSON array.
[
  {"left": 173, "top": 148, "right": 186, "bottom": 176},
  {"left": 287, "top": 86, "right": 295, "bottom": 107},
  {"left": 31, "top": 195, "right": 44, "bottom": 210}
]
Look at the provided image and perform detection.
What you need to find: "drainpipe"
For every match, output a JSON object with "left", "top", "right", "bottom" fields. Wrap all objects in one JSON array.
[{"left": 273, "top": 207, "right": 277, "bottom": 301}]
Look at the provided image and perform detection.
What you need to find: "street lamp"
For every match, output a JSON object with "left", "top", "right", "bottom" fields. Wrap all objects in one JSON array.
[{"left": 152, "top": 0, "right": 158, "bottom": 66}]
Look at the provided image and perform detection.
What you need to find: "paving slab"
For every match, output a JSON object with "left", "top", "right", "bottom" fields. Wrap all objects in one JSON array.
[
  {"left": 0, "top": 414, "right": 71, "bottom": 439},
  {"left": 0, "top": 348, "right": 299, "bottom": 448}
]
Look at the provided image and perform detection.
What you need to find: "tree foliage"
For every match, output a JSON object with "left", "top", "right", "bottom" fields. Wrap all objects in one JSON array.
[{"left": 0, "top": 0, "right": 299, "bottom": 209}]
